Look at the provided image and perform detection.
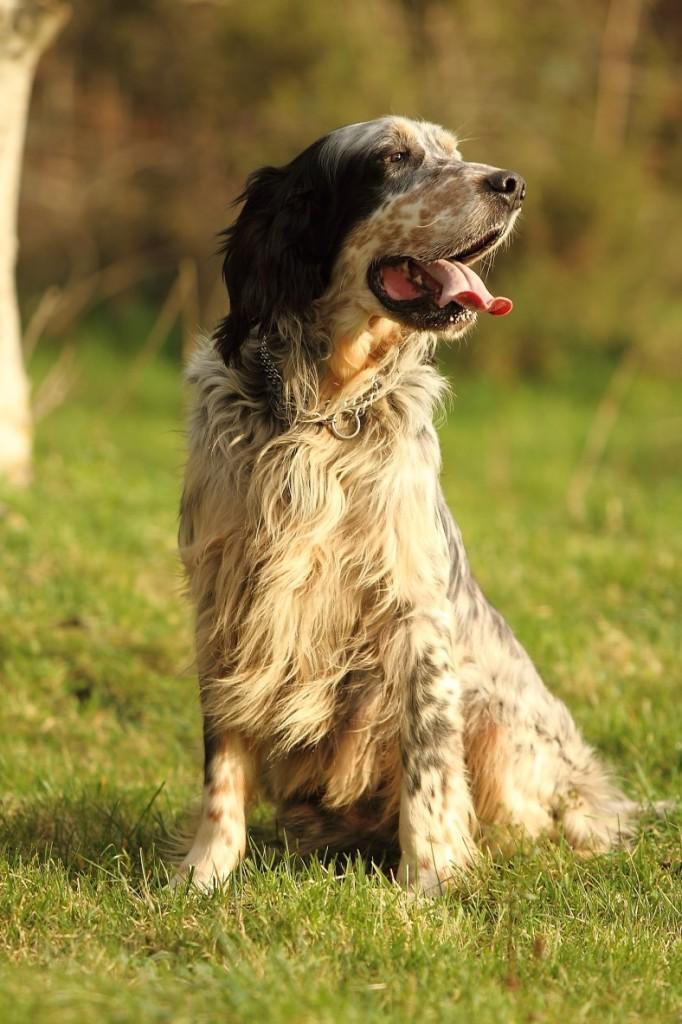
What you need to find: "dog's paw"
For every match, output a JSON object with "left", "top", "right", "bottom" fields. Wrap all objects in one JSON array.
[
  {"left": 170, "top": 844, "right": 241, "bottom": 892},
  {"left": 396, "top": 842, "right": 473, "bottom": 895}
]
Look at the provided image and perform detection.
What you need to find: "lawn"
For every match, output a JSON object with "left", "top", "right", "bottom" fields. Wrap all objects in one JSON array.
[{"left": 1, "top": 330, "right": 680, "bottom": 1023}]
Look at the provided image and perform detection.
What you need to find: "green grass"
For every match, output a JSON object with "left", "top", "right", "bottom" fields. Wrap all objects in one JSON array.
[{"left": 1, "top": 335, "right": 680, "bottom": 1023}]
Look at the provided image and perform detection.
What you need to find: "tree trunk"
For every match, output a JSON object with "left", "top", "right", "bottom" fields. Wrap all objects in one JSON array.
[
  {"left": 0, "top": 0, "right": 67, "bottom": 485},
  {"left": 593, "top": 0, "right": 644, "bottom": 154}
]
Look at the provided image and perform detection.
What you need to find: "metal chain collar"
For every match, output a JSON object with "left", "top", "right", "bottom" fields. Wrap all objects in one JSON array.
[{"left": 258, "top": 335, "right": 382, "bottom": 440}]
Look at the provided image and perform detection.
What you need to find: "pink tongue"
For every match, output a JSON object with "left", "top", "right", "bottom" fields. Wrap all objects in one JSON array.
[{"left": 418, "top": 259, "right": 513, "bottom": 316}]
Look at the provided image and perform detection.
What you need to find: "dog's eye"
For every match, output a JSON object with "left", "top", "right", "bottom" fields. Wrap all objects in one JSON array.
[{"left": 387, "top": 150, "right": 410, "bottom": 165}]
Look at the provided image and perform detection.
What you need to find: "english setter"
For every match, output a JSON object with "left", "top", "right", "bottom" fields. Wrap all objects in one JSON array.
[{"left": 177, "top": 116, "right": 631, "bottom": 892}]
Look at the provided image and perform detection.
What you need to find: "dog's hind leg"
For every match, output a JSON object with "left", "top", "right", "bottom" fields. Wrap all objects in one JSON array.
[
  {"left": 176, "top": 725, "right": 258, "bottom": 889},
  {"left": 455, "top": 593, "right": 633, "bottom": 854},
  {"left": 439, "top": 498, "right": 632, "bottom": 853},
  {"left": 462, "top": 683, "right": 632, "bottom": 854}
]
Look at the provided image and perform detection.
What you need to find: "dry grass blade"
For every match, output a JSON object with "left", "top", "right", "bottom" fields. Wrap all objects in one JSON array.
[
  {"left": 107, "top": 266, "right": 193, "bottom": 412},
  {"left": 567, "top": 345, "right": 639, "bottom": 521},
  {"left": 32, "top": 342, "right": 78, "bottom": 421},
  {"left": 179, "top": 258, "right": 200, "bottom": 364},
  {"left": 47, "top": 257, "right": 153, "bottom": 337},
  {"left": 22, "top": 285, "right": 62, "bottom": 359}
]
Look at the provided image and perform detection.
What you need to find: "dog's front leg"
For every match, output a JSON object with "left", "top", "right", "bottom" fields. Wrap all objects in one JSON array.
[
  {"left": 176, "top": 725, "right": 257, "bottom": 889},
  {"left": 397, "top": 613, "right": 476, "bottom": 892}
]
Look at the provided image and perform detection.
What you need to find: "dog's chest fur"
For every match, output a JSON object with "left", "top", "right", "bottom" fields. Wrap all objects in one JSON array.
[{"left": 180, "top": 339, "right": 452, "bottom": 754}]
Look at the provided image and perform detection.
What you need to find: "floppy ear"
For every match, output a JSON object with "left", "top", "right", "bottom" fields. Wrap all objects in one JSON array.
[{"left": 214, "top": 159, "right": 331, "bottom": 365}]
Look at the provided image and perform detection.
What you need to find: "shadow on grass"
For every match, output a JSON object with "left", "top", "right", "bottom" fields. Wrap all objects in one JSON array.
[
  {"left": 1, "top": 784, "right": 679, "bottom": 914},
  {"left": 0, "top": 784, "right": 311, "bottom": 883},
  {"left": 0, "top": 784, "right": 182, "bottom": 881},
  {"left": 0, "top": 784, "right": 401, "bottom": 887}
]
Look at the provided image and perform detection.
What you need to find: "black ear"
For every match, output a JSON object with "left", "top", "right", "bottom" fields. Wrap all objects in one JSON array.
[{"left": 214, "top": 155, "right": 332, "bottom": 365}]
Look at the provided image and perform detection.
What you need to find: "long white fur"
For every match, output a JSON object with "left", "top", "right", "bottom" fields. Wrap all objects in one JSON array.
[{"left": 176, "top": 118, "right": 633, "bottom": 891}]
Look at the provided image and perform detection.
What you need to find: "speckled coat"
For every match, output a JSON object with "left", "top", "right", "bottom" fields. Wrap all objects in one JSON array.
[{"left": 175, "top": 117, "right": 632, "bottom": 892}]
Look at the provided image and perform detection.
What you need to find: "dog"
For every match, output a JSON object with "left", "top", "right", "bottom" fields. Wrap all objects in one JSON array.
[{"left": 176, "top": 116, "right": 633, "bottom": 892}]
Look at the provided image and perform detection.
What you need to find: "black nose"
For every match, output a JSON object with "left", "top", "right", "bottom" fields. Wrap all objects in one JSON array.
[{"left": 485, "top": 169, "right": 526, "bottom": 202}]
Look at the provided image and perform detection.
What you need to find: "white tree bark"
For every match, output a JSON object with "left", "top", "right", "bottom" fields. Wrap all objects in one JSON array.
[{"left": 0, "top": 0, "right": 67, "bottom": 485}]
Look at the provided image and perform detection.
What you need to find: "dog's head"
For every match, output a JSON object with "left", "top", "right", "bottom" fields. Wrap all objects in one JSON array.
[{"left": 216, "top": 116, "right": 524, "bottom": 367}]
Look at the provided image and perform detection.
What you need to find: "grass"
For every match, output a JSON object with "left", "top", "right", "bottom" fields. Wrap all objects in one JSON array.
[{"left": 1, "top": 329, "right": 680, "bottom": 1023}]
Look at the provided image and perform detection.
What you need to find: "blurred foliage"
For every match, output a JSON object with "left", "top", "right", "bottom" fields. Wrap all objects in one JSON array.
[{"left": 17, "top": 0, "right": 682, "bottom": 374}]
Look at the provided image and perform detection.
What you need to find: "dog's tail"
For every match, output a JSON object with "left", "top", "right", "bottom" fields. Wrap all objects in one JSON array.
[
  {"left": 550, "top": 766, "right": 675, "bottom": 854},
  {"left": 621, "top": 798, "right": 677, "bottom": 819}
]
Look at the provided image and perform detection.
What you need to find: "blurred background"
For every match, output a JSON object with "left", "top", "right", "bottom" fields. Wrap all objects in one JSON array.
[
  {"left": 19, "top": 0, "right": 682, "bottom": 377},
  {"left": 2, "top": 0, "right": 681, "bottom": 944}
]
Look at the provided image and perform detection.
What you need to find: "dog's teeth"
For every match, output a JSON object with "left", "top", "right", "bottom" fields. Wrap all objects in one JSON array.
[{"left": 449, "top": 315, "right": 455, "bottom": 322}]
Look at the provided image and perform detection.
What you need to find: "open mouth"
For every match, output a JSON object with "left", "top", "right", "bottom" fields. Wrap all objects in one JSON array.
[{"left": 367, "top": 226, "right": 513, "bottom": 329}]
